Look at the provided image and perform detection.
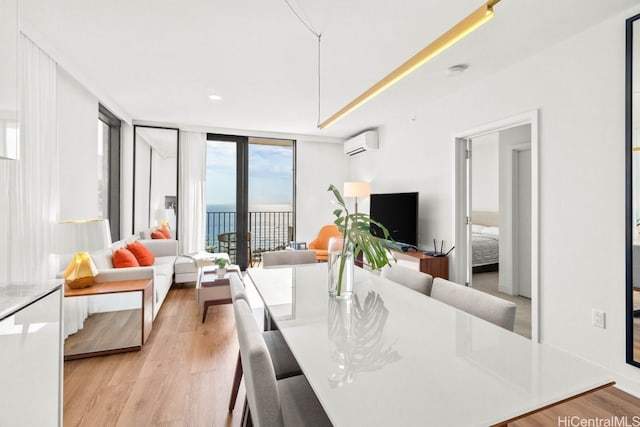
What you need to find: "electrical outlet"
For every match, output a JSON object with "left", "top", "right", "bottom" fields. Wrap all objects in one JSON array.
[{"left": 592, "top": 309, "right": 606, "bottom": 329}]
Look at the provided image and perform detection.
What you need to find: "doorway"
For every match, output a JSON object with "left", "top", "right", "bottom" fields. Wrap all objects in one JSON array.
[
  {"left": 454, "top": 111, "right": 538, "bottom": 341},
  {"left": 205, "top": 134, "right": 295, "bottom": 269}
]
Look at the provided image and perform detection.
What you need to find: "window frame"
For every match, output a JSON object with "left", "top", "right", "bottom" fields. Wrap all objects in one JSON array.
[{"left": 98, "top": 104, "right": 121, "bottom": 242}]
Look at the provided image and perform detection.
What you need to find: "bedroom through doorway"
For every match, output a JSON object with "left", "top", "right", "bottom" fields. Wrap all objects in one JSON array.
[
  {"left": 470, "top": 128, "right": 531, "bottom": 338},
  {"left": 454, "top": 112, "right": 538, "bottom": 341}
]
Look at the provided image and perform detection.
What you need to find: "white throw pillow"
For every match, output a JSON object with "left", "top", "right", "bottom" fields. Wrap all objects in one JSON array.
[{"left": 483, "top": 226, "right": 499, "bottom": 237}]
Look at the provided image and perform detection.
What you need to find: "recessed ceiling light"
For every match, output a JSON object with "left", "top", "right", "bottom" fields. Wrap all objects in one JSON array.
[
  {"left": 447, "top": 64, "right": 469, "bottom": 76},
  {"left": 208, "top": 94, "right": 222, "bottom": 101}
]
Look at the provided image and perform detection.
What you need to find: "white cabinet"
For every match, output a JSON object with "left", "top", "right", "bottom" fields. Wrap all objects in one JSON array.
[{"left": 0, "top": 285, "right": 63, "bottom": 426}]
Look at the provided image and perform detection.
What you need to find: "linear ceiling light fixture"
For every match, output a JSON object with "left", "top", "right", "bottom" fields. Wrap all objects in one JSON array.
[{"left": 319, "top": 0, "right": 501, "bottom": 129}]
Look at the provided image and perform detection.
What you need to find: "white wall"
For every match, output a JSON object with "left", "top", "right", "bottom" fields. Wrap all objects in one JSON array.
[
  {"left": 497, "top": 124, "right": 532, "bottom": 295},
  {"left": 471, "top": 133, "right": 499, "bottom": 212},
  {"left": 133, "top": 138, "right": 151, "bottom": 232},
  {"left": 351, "top": 5, "right": 640, "bottom": 394},
  {"left": 57, "top": 68, "right": 99, "bottom": 221},
  {"left": 295, "top": 140, "right": 350, "bottom": 244},
  {"left": 150, "top": 151, "right": 176, "bottom": 226},
  {"left": 351, "top": 122, "right": 452, "bottom": 247},
  {"left": 57, "top": 68, "right": 135, "bottom": 240}
]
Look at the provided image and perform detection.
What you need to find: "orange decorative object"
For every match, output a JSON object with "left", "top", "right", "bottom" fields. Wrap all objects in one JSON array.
[
  {"left": 308, "top": 224, "right": 343, "bottom": 261},
  {"left": 63, "top": 252, "right": 99, "bottom": 289},
  {"left": 127, "top": 241, "right": 155, "bottom": 266}
]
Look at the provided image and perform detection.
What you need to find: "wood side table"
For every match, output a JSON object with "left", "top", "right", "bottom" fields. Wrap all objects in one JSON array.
[
  {"left": 63, "top": 279, "right": 153, "bottom": 360},
  {"left": 394, "top": 251, "right": 449, "bottom": 279}
]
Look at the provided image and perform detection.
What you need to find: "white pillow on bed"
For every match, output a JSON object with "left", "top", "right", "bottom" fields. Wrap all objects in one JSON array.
[
  {"left": 483, "top": 226, "right": 499, "bottom": 237},
  {"left": 471, "top": 224, "right": 486, "bottom": 233}
]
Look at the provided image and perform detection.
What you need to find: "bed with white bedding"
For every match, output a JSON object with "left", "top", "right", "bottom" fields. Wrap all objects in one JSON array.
[{"left": 471, "top": 211, "right": 499, "bottom": 270}]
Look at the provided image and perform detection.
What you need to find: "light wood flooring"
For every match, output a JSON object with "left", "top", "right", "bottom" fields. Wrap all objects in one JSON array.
[
  {"left": 64, "top": 287, "right": 244, "bottom": 427},
  {"left": 64, "top": 286, "right": 640, "bottom": 426}
]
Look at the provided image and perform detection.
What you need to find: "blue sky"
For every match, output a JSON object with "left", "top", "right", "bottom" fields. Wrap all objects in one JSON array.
[{"left": 206, "top": 141, "right": 293, "bottom": 207}]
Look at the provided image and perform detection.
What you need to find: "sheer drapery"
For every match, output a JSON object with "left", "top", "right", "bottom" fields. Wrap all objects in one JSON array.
[
  {"left": 0, "top": 35, "right": 58, "bottom": 284},
  {"left": 178, "top": 131, "right": 206, "bottom": 253}
]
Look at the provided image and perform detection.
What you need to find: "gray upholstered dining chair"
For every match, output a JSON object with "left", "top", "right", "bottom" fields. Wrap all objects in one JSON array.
[
  {"left": 431, "top": 277, "right": 517, "bottom": 331},
  {"left": 228, "top": 274, "right": 301, "bottom": 412},
  {"left": 233, "top": 299, "right": 332, "bottom": 427},
  {"left": 381, "top": 264, "right": 434, "bottom": 296},
  {"left": 262, "top": 250, "right": 317, "bottom": 268}
]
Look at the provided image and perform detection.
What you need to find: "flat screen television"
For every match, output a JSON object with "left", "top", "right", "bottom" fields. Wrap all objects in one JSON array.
[{"left": 369, "top": 192, "right": 418, "bottom": 246}]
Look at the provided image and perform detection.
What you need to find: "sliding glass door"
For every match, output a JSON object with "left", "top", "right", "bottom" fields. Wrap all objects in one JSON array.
[{"left": 206, "top": 134, "right": 295, "bottom": 269}]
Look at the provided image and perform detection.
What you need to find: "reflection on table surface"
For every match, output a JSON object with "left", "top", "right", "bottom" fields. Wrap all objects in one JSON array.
[
  {"left": 247, "top": 264, "right": 613, "bottom": 427},
  {"left": 327, "top": 291, "right": 401, "bottom": 388}
]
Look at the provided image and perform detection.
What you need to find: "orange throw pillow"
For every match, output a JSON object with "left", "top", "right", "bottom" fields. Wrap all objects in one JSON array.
[
  {"left": 151, "top": 230, "right": 166, "bottom": 239},
  {"left": 127, "top": 241, "right": 155, "bottom": 266},
  {"left": 158, "top": 228, "right": 171, "bottom": 239},
  {"left": 112, "top": 248, "right": 140, "bottom": 268}
]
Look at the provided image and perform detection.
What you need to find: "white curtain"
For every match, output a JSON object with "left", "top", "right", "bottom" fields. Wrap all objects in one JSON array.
[
  {"left": 178, "top": 131, "right": 206, "bottom": 253},
  {"left": 0, "top": 35, "right": 58, "bottom": 284}
]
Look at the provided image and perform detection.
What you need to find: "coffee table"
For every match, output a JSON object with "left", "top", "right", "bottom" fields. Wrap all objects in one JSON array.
[
  {"left": 175, "top": 252, "right": 230, "bottom": 284},
  {"left": 197, "top": 265, "right": 240, "bottom": 322}
]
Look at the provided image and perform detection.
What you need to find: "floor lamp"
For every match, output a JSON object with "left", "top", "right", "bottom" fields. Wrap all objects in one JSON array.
[{"left": 343, "top": 182, "right": 371, "bottom": 216}]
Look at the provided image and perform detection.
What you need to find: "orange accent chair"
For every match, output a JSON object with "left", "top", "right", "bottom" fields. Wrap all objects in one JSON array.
[{"left": 308, "top": 224, "right": 343, "bottom": 261}]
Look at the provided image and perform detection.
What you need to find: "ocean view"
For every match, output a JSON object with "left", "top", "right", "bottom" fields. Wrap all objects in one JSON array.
[
  {"left": 205, "top": 204, "right": 293, "bottom": 255},
  {"left": 206, "top": 204, "right": 293, "bottom": 213}
]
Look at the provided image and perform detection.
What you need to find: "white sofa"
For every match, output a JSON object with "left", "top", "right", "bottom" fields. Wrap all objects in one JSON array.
[{"left": 90, "top": 236, "right": 178, "bottom": 320}]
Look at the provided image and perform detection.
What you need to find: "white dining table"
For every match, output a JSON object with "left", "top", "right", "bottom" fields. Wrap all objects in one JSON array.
[{"left": 245, "top": 264, "right": 614, "bottom": 427}]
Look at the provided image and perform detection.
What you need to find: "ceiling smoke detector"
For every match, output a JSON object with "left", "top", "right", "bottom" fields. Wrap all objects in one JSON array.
[{"left": 447, "top": 64, "right": 469, "bottom": 76}]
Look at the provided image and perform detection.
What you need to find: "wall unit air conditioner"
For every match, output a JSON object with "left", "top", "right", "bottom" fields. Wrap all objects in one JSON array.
[{"left": 343, "top": 130, "right": 378, "bottom": 156}]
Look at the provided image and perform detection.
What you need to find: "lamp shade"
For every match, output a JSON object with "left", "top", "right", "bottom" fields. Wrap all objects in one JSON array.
[
  {"left": 343, "top": 182, "right": 371, "bottom": 198},
  {"left": 156, "top": 208, "right": 176, "bottom": 229},
  {"left": 55, "top": 219, "right": 112, "bottom": 254}
]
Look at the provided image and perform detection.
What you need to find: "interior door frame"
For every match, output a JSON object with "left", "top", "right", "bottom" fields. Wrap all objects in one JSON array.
[{"left": 453, "top": 110, "right": 539, "bottom": 342}]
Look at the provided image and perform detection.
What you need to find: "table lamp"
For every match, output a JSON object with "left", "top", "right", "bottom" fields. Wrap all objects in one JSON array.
[
  {"left": 343, "top": 182, "right": 371, "bottom": 215},
  {"left": 56, "top": 219, "right": 112, "bottom": 289},
  {"left": 157, "top": 208, "right": 175, "bottom": 229}
]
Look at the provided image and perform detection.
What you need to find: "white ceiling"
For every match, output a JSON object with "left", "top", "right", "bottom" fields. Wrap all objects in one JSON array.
[{"left": 20, "top": 0, "right": 639, "bottom": 138}]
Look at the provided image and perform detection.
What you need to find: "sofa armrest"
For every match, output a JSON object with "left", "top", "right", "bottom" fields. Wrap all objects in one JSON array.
[
  {"left": 95, "top": 266, "right": 155, "bottom": 283},
  {"left": 138, "top": 239, "right": 179, "bottom": 257}
]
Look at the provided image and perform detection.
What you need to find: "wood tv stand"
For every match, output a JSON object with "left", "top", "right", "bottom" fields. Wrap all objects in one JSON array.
[{"left": 394, "top": 250, "right": 449, "bottom": 279}]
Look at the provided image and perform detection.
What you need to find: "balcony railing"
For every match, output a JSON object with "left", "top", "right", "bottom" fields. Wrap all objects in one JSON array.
[{"left": 205, "top": 211, "right": 293, "bottom": 263}]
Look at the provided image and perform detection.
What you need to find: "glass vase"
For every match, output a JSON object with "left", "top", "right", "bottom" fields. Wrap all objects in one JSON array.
[{"left": 328, "top": 237, "right": 354, "bottom": 298}]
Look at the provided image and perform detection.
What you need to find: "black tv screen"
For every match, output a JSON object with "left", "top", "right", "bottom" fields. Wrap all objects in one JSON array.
[{"left": 369, "top": 192, "right": 418, "bottom": 246}]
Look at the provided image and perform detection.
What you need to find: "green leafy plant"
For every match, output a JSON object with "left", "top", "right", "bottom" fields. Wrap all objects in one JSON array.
[
  {"left": 214, "top": 257, "right": 228, "bottom": 269},
  {"left": 328, "top": 184, "right": 397, "bottom": 294}
]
